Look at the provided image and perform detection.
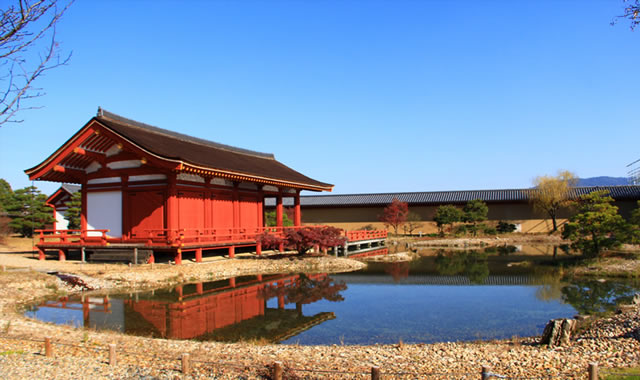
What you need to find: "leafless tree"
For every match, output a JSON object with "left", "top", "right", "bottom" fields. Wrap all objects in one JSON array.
[
  {"left": 613, "top": 0, "right": 640, "bottom": 30},
  {"left": 1, "top": 0, "right": 73, "bottom": 126}
]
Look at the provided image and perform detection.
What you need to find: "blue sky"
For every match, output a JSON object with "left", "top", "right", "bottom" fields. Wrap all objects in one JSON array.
[{"left": 1, "top": 0, "right": 638, "bottom": 196}]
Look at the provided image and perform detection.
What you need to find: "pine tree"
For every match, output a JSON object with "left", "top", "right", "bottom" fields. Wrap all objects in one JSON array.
[
  {"left": 561, "top": 190, "right": 628, "bottom": 257},
  {"left": 0, "top": 178, "right": 12, "bottom": 213},
  {"left": 64, "top": 191, "right": 82, "bottom": 230},
  {"left": 4, "top": 186, "right": 55, "bottom": 237}
]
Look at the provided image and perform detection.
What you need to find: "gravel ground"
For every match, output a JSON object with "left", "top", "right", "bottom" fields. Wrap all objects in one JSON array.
[{"left": 0, "top": 250, "right": 639, "bottom": 379}]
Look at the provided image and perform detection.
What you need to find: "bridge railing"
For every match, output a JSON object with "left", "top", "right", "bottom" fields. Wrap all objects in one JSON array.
[{"left": 345, "top": 229, "right": 388, "bottom": 242}]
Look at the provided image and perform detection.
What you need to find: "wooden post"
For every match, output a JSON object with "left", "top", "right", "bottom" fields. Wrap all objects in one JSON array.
[
  {"left": 182, "top": 353, "right": 190, "bottom": 375},
  {"left": 109, "top": 344, "right": 116, "bottom": 366},
  {"left": 276, "top": 191, "right": 283, "bottom": 228},
  {"left": 294, "top": 190, "right": 301, "bottom": 226},
  {"left": 256, "top": 243, "right": 262, "bottom": 256},
  {"left": 273, "top": 361, "right": 283, "bottom": 380},
  {"left": 44, "top": 337, "right": 52, "bottom": 357},
  {"left": 481, "top": 365, "right": 490, "bottom": 380},
  {"left": 133, "top": 247, "right": 138, "bottom": 265},
  {"left": 371, "top": 366, "right": 381, "bottom": 380},
  {"left": 588, "top": 362, "right": 598, "bottom": 380},
  {"left": 195, "top": 248, "right": 202, "bottom": 263},
  {"left": 38, "top": 247, "right": 45, "bottom": 261},
  {"left": 174, "top": 249, "right": 182, "bottom": 265},
  {"left": 58, "top": 249, "right": 66, "bottom": 261},
  {"left": 81, "top": 246, "right": 86, "bottom": 262},
  {"left": 228, "top": 246, "right": 235, "bottom": 258}
]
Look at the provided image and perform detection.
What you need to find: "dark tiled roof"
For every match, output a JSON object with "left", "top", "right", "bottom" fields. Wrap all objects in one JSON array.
[
  {"left": 61, "top": 184, "right": 80, "bottom": 194},
  {"left": 266, "top": 186, "right": 640, "bottom": 207},
  {"left": 95, "top": 109, "right": 333, "bottom": 190}
]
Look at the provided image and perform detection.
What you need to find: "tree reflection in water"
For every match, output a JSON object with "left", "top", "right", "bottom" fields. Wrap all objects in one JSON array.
[
  {"left": 434, "top": 250, "right": 490, "bottom": 284},
  {"left": 384, "top": 262, "right": 410, "bottom": 282},
  {"left": 262, "top": 274, "right": 347, "bottom": 316},
  {"left": 561, "top": 279, "right": 639, "bottom": 315}
]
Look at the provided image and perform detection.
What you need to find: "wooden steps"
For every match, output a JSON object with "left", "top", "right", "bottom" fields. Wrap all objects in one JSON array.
[{"left": 88, "top": 248, "right": 152, "bottom": 264}]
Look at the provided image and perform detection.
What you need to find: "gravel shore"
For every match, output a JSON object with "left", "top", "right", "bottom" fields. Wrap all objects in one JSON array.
[{"left": 0, "top": 251, "right": 639, "bottom": 379}]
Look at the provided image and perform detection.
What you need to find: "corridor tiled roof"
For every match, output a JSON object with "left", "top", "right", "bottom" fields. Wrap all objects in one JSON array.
[{"left": 267, "top": 186, "right": 640, "bottom": 207}]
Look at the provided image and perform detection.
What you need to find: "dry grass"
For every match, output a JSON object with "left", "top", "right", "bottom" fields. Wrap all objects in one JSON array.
[{"left": 0, "top": 236, "right": 36, "bottom": 252}]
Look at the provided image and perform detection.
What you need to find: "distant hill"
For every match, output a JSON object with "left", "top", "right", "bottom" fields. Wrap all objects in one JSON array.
[{"left": 577, "top": 176, "right": 629, "bottom": 187}]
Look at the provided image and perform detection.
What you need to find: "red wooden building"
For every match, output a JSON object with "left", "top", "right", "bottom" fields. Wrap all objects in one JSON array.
[{"left": 26, "top": 108, "right": 333, "bottom": 263}]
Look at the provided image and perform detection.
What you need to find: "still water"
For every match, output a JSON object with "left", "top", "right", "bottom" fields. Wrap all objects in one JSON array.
[{"left": 25, "top": 247, "right": 640, "bottom": 345}]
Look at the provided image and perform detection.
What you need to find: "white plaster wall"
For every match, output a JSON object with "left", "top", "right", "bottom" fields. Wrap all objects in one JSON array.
[
  {"left": 87, "top": 191, "right": 122, "bottom": 237},
  {"left": 55, "top": 210, "right": 69, "bottom": 230}
]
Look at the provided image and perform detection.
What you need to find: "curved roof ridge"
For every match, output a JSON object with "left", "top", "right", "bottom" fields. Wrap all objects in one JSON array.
[{"left": 97, "top": 107, "right": 275, "bottom": 160}]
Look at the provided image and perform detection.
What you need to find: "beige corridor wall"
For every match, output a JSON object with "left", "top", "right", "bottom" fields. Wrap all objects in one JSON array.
[{"left": 301, "top": 200, "right": 639, "bottom": 234}]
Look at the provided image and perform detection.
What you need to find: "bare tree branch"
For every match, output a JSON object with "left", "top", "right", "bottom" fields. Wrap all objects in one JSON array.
[
  {"left": 0, "top": 0, "right": 73, "bottom": 126},
  {"left": 613, "top": 0, "right": 640, "bottom": 30}
]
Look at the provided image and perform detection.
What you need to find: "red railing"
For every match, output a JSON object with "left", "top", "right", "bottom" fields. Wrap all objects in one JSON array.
[
  {"left": 345, "top": 229, "right": 388, "bottom": 242},
  {"left": 35, "top": 229, "right": 110, "bottom": 246},
  {"left": 35, "top": 227, "right": 388, "bottom": 248},
  {"left": 127, "top": 226, "right": 325, "bottom": 247}
]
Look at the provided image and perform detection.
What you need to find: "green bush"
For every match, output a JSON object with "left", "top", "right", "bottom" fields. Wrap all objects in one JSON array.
[
  {"left": 482, "top": 226, "right": 497, "bottom": 235},
  {"left": 496, "top": 221, "right": 517, "bottom": 233},
  {"left": 453, "top": 224, "right": 468, "bottom": 236}
]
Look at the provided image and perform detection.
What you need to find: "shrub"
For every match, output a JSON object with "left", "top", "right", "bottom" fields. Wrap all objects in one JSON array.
[
  {"left": 284, "top": 226, "right": 345, "bottom": 256},
  {"left": 453, "top": 224, "right": 468, "bottom": 236},
  {"left": 482, "top": 226, "right": 497, "bottom": 235},
  {"left": 256, "top": 231, "right": 283, "bottom": 250},
  {"left": 496, "top": 221, "right": 517, "bottom": 233}
]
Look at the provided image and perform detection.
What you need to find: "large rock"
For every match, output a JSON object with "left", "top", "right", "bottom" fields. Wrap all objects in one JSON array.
[{"left": 540, "top": 318, "right": 576, "bottom": 347}]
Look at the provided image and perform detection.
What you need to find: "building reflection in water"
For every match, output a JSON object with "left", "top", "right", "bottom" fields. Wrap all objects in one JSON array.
[{"left": 28, "top": 273, "right": 347, "bottom": 343}]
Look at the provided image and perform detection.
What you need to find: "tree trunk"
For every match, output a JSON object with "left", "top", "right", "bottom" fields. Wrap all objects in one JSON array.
[
  {"left": 548, "top": 209, "right": 558, "bottom": 232},
  {"left": 540, "top": 318, "right": 575, "bottom": 347}
]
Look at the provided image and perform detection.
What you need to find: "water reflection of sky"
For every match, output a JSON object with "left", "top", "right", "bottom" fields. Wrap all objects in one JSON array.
[
  {"left": 26, "top": 305, "right": 84, "bottom": 328},
  {"left": 282, "top": 284, "right": 575, "bottom": 345}
]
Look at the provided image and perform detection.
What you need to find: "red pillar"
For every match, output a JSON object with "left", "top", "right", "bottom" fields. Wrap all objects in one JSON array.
[
  {"left": 195, "top": 248, "right": 202, "bottom": 263},
  {"left": 278, "top": 242, "right": 284, "bottom": 253},
  {"left": 256, "top": 243, "right": 262, "bottom": 256},
  {"left": 277, "top": 280, "right": 285, "bottom": 309},
  {"left": 49, "top": 204, "right": 57, "bottom": 230},
  {"left": 258, "top": 186, "right": 265, "bottom": 228},
  {"left": 257, "top": 274, "right": 263, "bottom": 281},
  {"left": 229, "top": 278, "right": 236, "bottom": 287},
  {"left": 83, "top": 297, "right": 90, "bottom": 327},
  {"left": 176, "top": 285, "right": 183, "bottom": 299},
  {"left": 276, "top": 190, "right": 283, "bottom": 228},
  {"left": 80, "top": 180, "right": 87, "bottom": 236},
  {"left": 148, "top": 252, "right": 155, "bottom": 264},
  {"left": 228, "top": 246, "right": 235, "bottom": 258},
  {"left": 167, "top": 174, "right": 178, "bottom": 240},
  {"left": 121, "top": 175, "right": 129, "bottom": 239},
  {"left": 196, "top": 283, "right": 203, "bottom": 294},
  {"left": 294, "top": 190, "right": 302, "bottom": 227},
  {"left": 232, "top": 182, "right": 239, "bottom": 230},
  {"left": 58, "top": 249, "right": 66, "bottom": 262},
  {"left": 175, "top": 249, "right": 182, "bottom": 265},
  {"left": 38, "top": 247, "right": 45, "bottom": 261}
]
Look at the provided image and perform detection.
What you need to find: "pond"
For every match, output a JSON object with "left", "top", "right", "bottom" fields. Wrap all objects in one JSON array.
[{"left": 25, "top": 246, "right": 640, "bottom": 345}]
